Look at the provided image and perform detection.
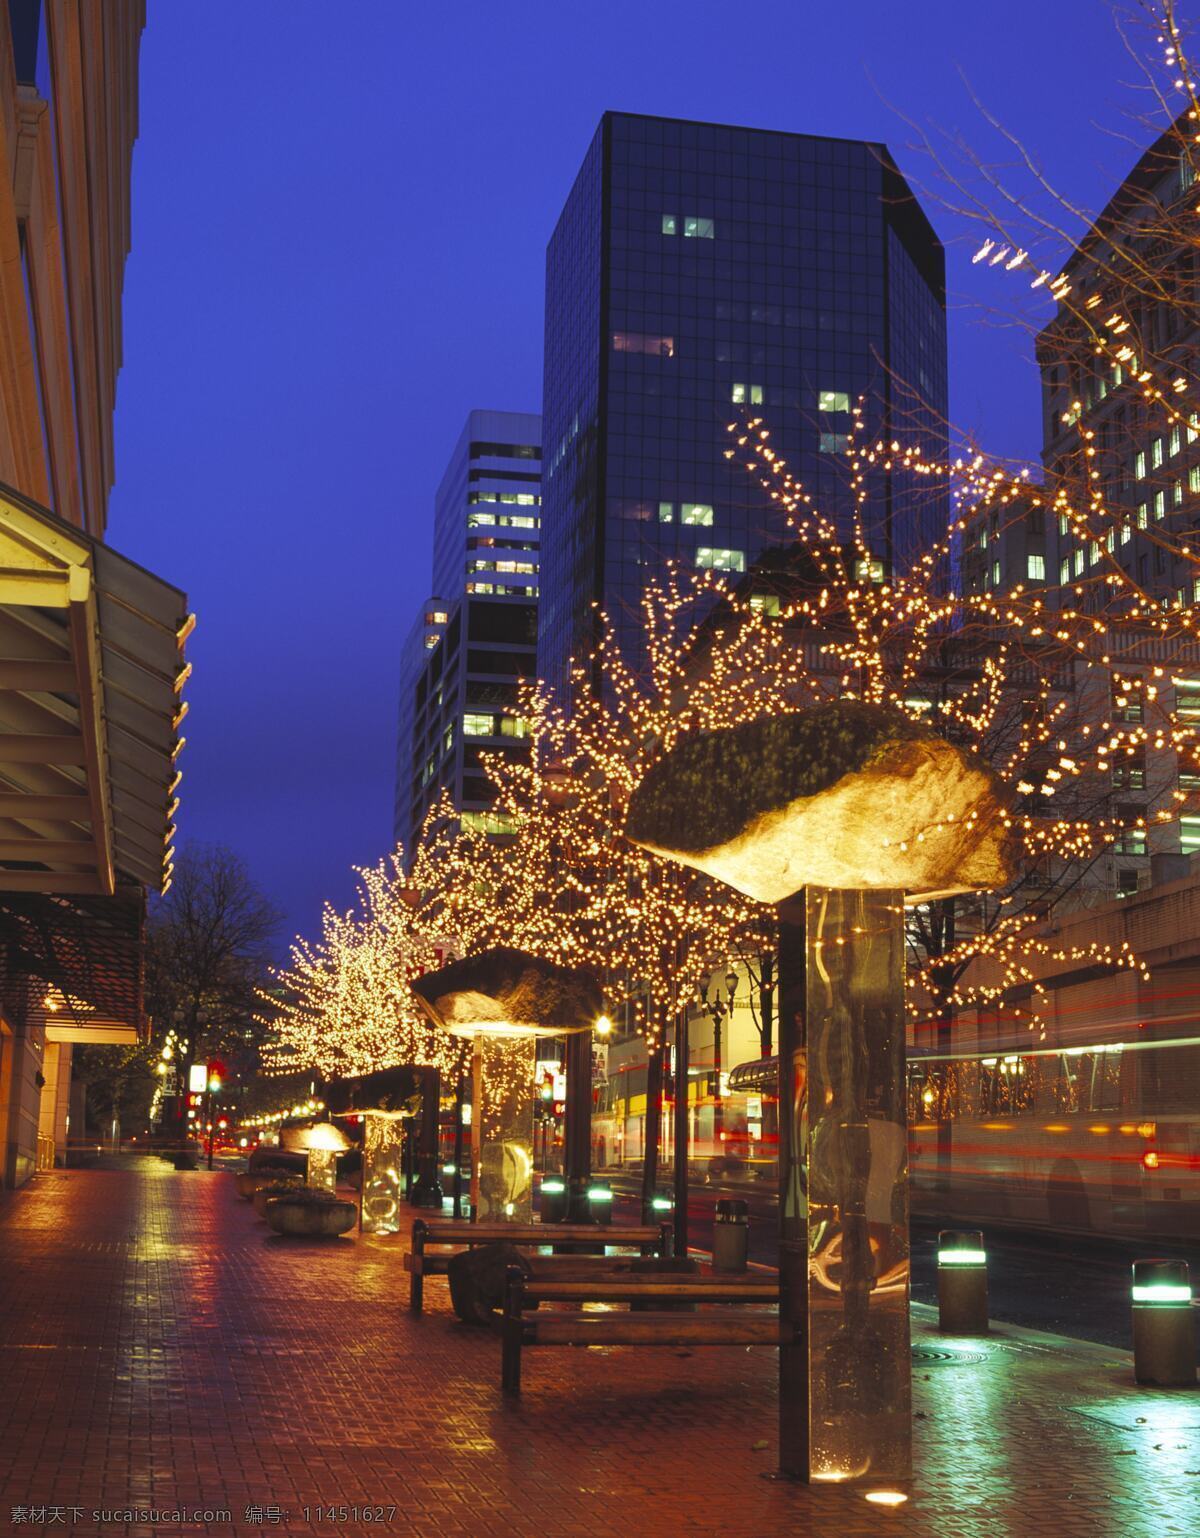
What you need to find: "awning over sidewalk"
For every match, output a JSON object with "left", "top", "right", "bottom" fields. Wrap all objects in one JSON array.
[
  {"left": 0, "top": 482, "right": 191, "bottom": 898},
  {"left": 0, "top": 886, "right": 147, "bottom": 1041},
  {"left": 727, "top": 1056, "right": 779, "bottom": 1094}
]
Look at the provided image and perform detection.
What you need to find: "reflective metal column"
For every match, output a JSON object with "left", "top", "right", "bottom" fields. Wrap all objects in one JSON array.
[{"left": 777, "top": 887, "right": 911, "bottom": 1484}]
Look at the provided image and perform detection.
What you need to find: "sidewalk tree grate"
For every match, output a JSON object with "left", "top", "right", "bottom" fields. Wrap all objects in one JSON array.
[{"left": 911, "top": 1346, "right": 990, "bottom": 1366}]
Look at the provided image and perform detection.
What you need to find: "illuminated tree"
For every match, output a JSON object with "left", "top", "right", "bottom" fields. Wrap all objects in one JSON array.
[{"left": 263, "top": 851, "right": 459, "bottom": 1083}]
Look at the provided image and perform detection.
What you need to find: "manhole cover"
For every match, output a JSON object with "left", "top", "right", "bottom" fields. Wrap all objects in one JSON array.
[{"left": 911, "top": 1346, "right": 989, "bottom": 1366}]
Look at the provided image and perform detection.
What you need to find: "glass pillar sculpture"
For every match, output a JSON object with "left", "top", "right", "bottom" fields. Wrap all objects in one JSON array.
[
  {"left": 306, "top": 1147, "right": 337, "bottom": 1193},
  {"left": 360, "top": 1113, "right": 408, "bottom": 1234},
  {"left": 627, "top": 702, "right": 1016, "bottom": 1486},
  {"left": 411, "top": 947, "right": 604, "bottom": 1225}
]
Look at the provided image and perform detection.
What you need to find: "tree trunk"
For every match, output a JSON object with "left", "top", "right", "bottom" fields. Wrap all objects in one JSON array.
[
  {"left": 564, "top": 1027, "right": 593, "bottom": 1221},
  {"left": 759, "top": 951, "right": 774, "bottom": 1057},
  {"left": 640, "top": 1041, "right": 665, "bottom": 1222}
]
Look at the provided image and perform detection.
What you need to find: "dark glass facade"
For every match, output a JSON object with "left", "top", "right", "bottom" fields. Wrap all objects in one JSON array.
[
  {"left": 539, "top": 112, "right": 948, "bottom": 694},
  {"left": 394, "top": 410, "right": 541, "bottom": 857}
]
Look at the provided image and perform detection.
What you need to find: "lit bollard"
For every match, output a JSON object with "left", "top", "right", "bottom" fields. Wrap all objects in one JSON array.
[
  {"left": 1132, "top": 1258, "right": 1196, "bottom": 1386},
  {"left": 937, "top": 1230, "right": 989, "bottom": 1334},
  {"left": 587, "top": 1183, "right": 614, "bottom": 1227},
  {"left": 539, "top": 1176, "right": 568, "bottom": 1224}
]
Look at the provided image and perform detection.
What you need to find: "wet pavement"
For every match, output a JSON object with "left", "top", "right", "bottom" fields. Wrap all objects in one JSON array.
[{"left": 0, "top": 1164, "right": 1198, "bottom": 1537}]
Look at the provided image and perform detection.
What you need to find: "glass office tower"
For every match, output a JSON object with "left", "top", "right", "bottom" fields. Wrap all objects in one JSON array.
[{"left": 539, "top": 112, "right": 948, "bottom": 695}]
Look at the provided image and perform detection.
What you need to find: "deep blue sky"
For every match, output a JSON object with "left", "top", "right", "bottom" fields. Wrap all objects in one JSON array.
[{"left": 108, "top": 0, "right": 1162, "bottom": 947}]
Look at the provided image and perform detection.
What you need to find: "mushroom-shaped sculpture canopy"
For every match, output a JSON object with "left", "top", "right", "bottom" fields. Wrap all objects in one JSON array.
[
  {"left": 625, "top": 701, "right": 1017, "bottom": 904},
  {"left": 282, "top": 1121, "right": 353, "bottom": 1154},
  {"left": 410, "top": 946, "right": 603, "bottom": 1039}
]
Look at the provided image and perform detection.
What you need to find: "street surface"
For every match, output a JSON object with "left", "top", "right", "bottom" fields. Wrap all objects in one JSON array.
[{"left": 1, "top": 1163, "right": 1197, "bottom": 1538}]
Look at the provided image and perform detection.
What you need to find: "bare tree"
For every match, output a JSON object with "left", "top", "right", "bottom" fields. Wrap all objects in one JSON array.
[{"left": 145, "top": 844, "right": 283, "bottom": 1103}]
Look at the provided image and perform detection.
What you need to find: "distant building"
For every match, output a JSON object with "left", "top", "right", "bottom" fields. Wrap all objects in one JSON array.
[
  {"left": 959, "top": 493, "right": 1053, "bottom": 599},
  {"left": 1036, "top": 118, "right": 1200, "bottom": 885},
  {"left": 538, "top": 111, "right": 949, "bottom": 696},
  {"left": 0, "top": 2, "right": 191, "bottom": 1189},
  {"left": 394, "top": 411, "right": 541, "bottom": 855}
]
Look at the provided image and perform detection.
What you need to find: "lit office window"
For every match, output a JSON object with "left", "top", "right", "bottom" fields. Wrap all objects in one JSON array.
[
  {"left": 681, "top": 503, "right": 714, "bottom": 526},
  {"left": 1155, "top": 491, "right": 1166, "bottom": 519},
  {"left": 612, "top": 332, "right": 675, "bottom": 357},
  {"left": 683, "top": 216, "right": 714, "bottom": 238},
  {"left": 461, "top": 810, "right": 516, "bottom": 836},
  {"left": 1027, "top": 553, "right": 1046, "bottom": 580},
  {"left": 1171, "top": 426, "right": 1182, "bottom": 457},
  {"left": 696, "top": 548, "right": 745, "bottom": 572},
  {"left": 1135, "top": 451, "right": 1146, "bottom": 480},
  {"left": 662, "top": 214, "right": 677, "bottom": 235},
  {"left": 1137, "top": 504, "right": 1148, "bottom": 528},
  {"left": 731, "top": 382, "right": 764, "bottom": 404},
  {"left": 1152, "top": 438, "right": 1164, "bottom": 469},
  {"left": 820, "top": 432, "right": 851, "bottom": 453},
  {"left": 855, "top": 558, "right": 885, "bottom": 584},
  {"left": 462, "top": 714, "right": 495, "bottom": 737},
  {"left": 658, "top": 501, "right": 674, "bottom": 523},
  {"left": 818, "top": 389, "right": 850, "bottom": 412},
  {"left": 1059, "top": 558, "right": 1070, "bottom": 585}
]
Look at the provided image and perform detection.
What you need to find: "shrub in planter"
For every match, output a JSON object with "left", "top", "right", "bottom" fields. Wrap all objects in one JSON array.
[
  {"left": 237, "top": 1164, "right": 300, "bottom": 1201},
  {"left": 264, "top": 1188, "right": 357, "bottom": 1238},
  {"left": 252, "top": 1177, "right": 305, "bottom": 1218}
]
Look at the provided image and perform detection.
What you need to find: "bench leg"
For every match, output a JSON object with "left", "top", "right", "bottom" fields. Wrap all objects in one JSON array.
[
  {"left": 502, "top": 1263, "right": 525, "bottom": 1396},
  {"left": 410, "top": 1221, "right": 427, "bottom": 1314},
  {"left": 502, "top": 1317, "right": 522, "bottom": 1396}
]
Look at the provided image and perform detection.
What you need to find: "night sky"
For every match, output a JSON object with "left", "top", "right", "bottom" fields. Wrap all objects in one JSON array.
[{"left": 107, "top": 0, "right": 1160, "bottom": 947}]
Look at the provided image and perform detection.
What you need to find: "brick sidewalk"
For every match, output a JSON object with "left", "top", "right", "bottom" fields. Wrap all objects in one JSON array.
[{"left": 0, "top": 1166, "right": 1196, "bottom": 1538}]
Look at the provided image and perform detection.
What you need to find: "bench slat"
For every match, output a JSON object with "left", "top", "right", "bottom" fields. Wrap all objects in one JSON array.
[
  {"left": 420, "top": 1224, "right": 660, "bottom": 1245},
  {"left": 527, "top": 1312, "right": 784, "bottom": 1347},
  {"left": 522, "top": 1281, "right": 778, "bottom": 1302}
]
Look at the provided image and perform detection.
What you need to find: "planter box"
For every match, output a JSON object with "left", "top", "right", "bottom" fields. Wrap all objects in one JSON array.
[
  {"left": 252, "top": 1184, "right": 304, "bottom": 1218},
  {"left": 265, "top": 1198, "right": 357, "bottom": 1238},
  {"left": 238, "top": 1169, "right": 300, "bottom": 1201}
]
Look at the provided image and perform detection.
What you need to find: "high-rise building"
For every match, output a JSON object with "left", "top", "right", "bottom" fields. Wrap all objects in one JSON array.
[
  {"left": 394, "top": 411, "right": 541, "bottom": 856},
  {"left": 0, "top": 2, "right": 191, "bottom": 1189},
  {"left": 1035, "top": 118, "right": 1200, "bottom": 882},
  {"left": 538, "top": 112, "right": 949, "bottom": 695}
]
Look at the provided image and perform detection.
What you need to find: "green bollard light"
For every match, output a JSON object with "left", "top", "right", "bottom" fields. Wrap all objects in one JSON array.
[
  {"left": 937, "top": 1229, "right": 989, "bottom": 1334},
  {"left": 1132, "top": 1258, "right": 1196, "bottom": 1386}
]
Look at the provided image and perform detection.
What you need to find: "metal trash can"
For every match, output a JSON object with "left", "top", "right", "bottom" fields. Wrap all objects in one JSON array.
[
  {"left": 712, "top": 1197, "right": 749, "bottom": 1273},
  {"left": 539, "top": 1176, "right": 568, "bottom": 1224},
  {"left": 1132, "top": 1258, "right": 1196, "bottom": 1386}
]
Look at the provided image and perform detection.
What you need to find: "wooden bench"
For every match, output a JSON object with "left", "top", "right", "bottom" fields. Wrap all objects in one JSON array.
[
  {"left": 500, "top": 1269, "right": 782, "bottom": 1394},
  {"left": 404, "top": 1219, "right": 672, "bottom": 1313}
]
